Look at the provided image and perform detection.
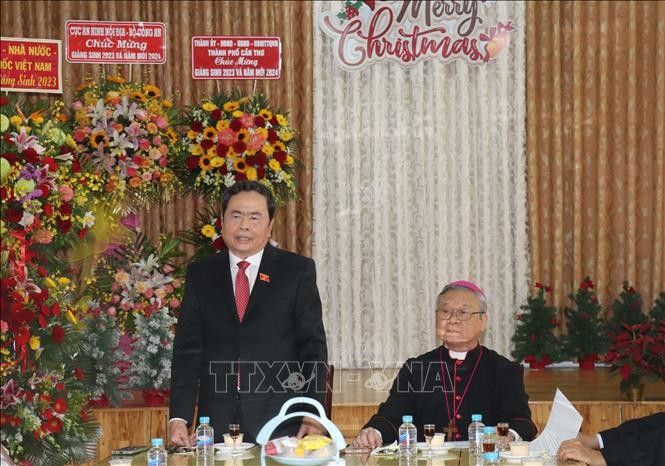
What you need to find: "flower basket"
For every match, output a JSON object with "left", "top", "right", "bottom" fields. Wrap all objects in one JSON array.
[
  {"left": 578, "top": 354, "right": 599, "bottom": 370},
  {"left": 142, "top": 388, "right": 170, "bottom": 407}
]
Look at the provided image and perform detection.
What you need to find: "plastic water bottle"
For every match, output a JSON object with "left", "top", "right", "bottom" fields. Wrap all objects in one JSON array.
[
  {"left": 147, "top": 438, "right": 167, "bottom": 466},
  {"left": 196, "top": 416, "right": 214, "bottom": 465},
  {"left": 398, "top": 415, "right": 417, "bottom": 457},
  {"left": 467, "top": 413, "right": 485, "bottom": 459}
]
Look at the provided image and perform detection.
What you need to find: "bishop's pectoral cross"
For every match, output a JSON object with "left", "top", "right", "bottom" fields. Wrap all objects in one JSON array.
[{"left": 444, "top": 422, "right": 458, "bottom": 439}]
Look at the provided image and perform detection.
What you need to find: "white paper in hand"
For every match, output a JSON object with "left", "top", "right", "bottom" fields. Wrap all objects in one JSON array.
[{"left": 529, "top": 388, "right": 583, "bottom": 455}]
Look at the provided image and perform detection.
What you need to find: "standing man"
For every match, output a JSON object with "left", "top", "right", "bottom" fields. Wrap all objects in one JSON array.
[
  {"left": 350, "top": 281, "right": 537, "bottom": 448},
  {"left": 169, "top": 181, "right": 328, "bottom": 445}
]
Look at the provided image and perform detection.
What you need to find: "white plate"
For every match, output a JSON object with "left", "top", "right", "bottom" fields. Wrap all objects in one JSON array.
[
  {"left": 416, "top": 442, "right": 454, "bottom": 453},
  {"left": 214, "top": 442, "right": 255, "bottom": 453},
  {"left": 499, "top": 451, "right": 544, "bottom": 463},
  {"left": 267, "top": 455, "right": 337, "bottom": 466}
]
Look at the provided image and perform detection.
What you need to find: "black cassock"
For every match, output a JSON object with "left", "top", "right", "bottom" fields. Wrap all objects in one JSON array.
[
  {"left": 600, "top": 412, "right": 664, "bottom": 466},
  {"left": 364, "top": 344, "right": 538, "bottom": 443}
]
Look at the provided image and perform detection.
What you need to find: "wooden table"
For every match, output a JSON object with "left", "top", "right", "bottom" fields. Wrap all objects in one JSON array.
[{"left": 96, "top": 446, "right": 587, "bottom": 465}]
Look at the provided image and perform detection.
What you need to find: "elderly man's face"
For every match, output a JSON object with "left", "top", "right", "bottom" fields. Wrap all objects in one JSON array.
[{"left": 435, "top": 289, "right": 487, "bottom": 352}]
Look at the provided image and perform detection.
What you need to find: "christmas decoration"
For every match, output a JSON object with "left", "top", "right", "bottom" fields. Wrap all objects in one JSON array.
[{"left": 512, "top": 283, "right": 562, "bottom": 369}]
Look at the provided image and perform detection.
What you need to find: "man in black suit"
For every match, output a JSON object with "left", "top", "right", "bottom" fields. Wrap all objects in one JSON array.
[
  {"left": 557, "top": 412, "right": 665, "bottom": 466},
  {"left": 169, "top": 181, "right": 328, "bottom": 445},
  {"left": 350, "top": 281, "right": 537, "bottom": 448}
]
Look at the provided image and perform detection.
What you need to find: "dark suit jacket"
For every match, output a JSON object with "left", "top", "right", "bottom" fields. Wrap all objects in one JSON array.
[
  {"left": 169, "top": 244, "right": 328, "bottom": 441},
  {"left": 600, "top": 412, "right": 665, "bottom": 466},
  {"left": 364, "top": 345, "right": 537, "bottom": 443}
]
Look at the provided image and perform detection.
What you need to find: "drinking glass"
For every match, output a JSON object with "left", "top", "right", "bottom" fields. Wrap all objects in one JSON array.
[
  {"left": 423, "top": 424, "right": 435, "bottom": 456},
  {"left": 229, "top": 423, "right": 241, "bottom": 456},
  {"left": 497, "top": 422, "right": 510, "bottom": 451}
]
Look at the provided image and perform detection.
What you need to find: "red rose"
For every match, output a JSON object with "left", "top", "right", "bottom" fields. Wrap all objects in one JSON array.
[
  {"left": 59, "top": 145, "right": 71, "bottom": 155},
  {"left": 185, "top": 156, "right": 199, "bottom": 171},
  {"left": 535, "top": 282, "right": 542, "bottom": 288},
  {"left": 41, "top": 157, "right": 57, "bottom": 172},
  {"left": 71, "top": 160, "right": 82, "bottom": 173},
  {"left": 51, "top": 325, "right": 65, "bottom": 343},
  {"left": 56, "top": 218, "right": 72, "bottom": 233},
  {"left": 74, "top": 367, "right": 85, "bottom": 380},
  {"left": 211, "top": 109, "right": 222, "bottom": 121},
  {"left": 59, "top": 203, "right": 73, "bottom": 216},
  {"left": 38, "top": 184, "right": 50, "bottom": 198},
  {"left": 191, "top": 121, "right": 203, "bottom": 132},
  {"left": 78, "top": 228, "right": 88, "bottom": 239},
  {"left": 214, "top": 217, "right": 222, "bottom": 230},
  {"left": 55, "top": 383, "right": 65, "bottom": 391},
  {"left": 216, "top": 144, "right": 229, "bottom": 157},
  {"left": 80, "top": 409, "right": 89, "bottom": 422},
  {"left": 232, "top": 141, "right": 247, "bottom": 153},
  {"left": 274, "top": 151, "right": 287, "bottom": 163},
  {"left": 270, "top": 116, "right": 279, "bottom": 126},
  {"left": 212, "top": 236, "right": 226, "bottom": 251},
  {"left": 235, "top": 172, "right": 247, "bottom": 181},
  {"left": 254, "top": 116, "right": 266, "bottom": 127},
  {"left": 229, "top": 119, "right": 242, "bottom": 132},
  {"left": 22, "top": 147, "right": 39, "bottom": 164},
  {"left": 43, "top": 204, "right": 53, "bottom": 217},
  {"left": 253, "top": 151, "right": 267, "bottom": 167},
  {"left": 2, "top": 152, "right": 17, "bottom": 164},
  {"left": 52, "top": 303, "right": 60, "bottom": 316},
  {"left": 267, "top": 129, "right": 278, "bottom": 144},
  {"left": 0, "top": 187, "right": 7, "bottom": 200},
  {"left": 6, "top": 207, "right": 22, "bottom": 224},
  {"left": 218, "top": 164, "right": 228, "bottom": 175},
  {"left": 200, "top": 139, "right": 214, "bottom": 151},
  {"left": 245, "top": 154, "right": 256, "bottom": 166},
  {"left": 3, "top": 133, "right": 13, "bottom": 144},
  {"left": 256, "top": 167, "right": 266, "bottom": 179},
  {"left": 37, "top": 266, "right": 48, "bottom": 277}
]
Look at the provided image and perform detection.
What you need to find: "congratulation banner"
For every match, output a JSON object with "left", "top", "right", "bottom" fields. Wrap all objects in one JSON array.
[
  {"left": 65, "top": 20, "right": 166, "bottom": 64},
  {"left": 319, "top": 0, "right": 517, "bottom": 71},
  {"left": 0, "top": 37, "right": 62, "bottom": 93},
  {"left": 191, "top": 36, "right": 281, "bottom": 80}
]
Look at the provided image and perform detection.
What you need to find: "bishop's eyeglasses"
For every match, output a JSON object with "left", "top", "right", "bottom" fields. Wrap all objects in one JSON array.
[{"left": 435, "top": 309, "right": 485, "bottom": 321}]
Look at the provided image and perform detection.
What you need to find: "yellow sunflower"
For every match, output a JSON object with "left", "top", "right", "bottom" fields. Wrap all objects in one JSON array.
[
  {"left": 166, "top": 127, "right": 178, "bottom": 143},
  {"left": 132, "top": 91, "right": 147, "bottom": 102},
  {"left": 201, "top": 224, "right": 216, "bottom": 238},
  {"left": 216, "top": 119, "right": 229, "bottom": 131},
  {"left": 199, "top": 154, "right": 213, "bottom": 171},
  {"left": 262, "top": 144, "right": 275, "bottom": 156},
  {"left": 206, "top": 147, "right": 218, "bottom": 157},
  {"left": 273, "top": 141, "right": 286, "bottom": 152},
  {"left": 236, "top": 128, "right": 249, "bottom": 142},
  {"left": 256, "top": 127, "right": 268, "bottom": 138},
  {"left": 90, "top": 129, "right": 108, "bottom": 149},
  {"left": 258, "top": 109, "right": 272, "bottom": 120},
  {"left": 268, "top": 159, "right": 281, "bottom": 171},
  {"left": 246, "top": 167, "right": 258, "bottom": 181},
  {"left": 143, "top": 84, "right": 161, "bottom": 99},
  {"left": 276, "top": 114, "right": 289, "bottom": 126},
  {"left": 285, "top": 155, "right": 295, "bottom": 165},
  {"left": 202, "top": 101, "right": 218, "bottom": 112},
  {"left": 233, "top": 158, "right": 248, "bottom": 173},
  {"left": 223, "top": 101, "right": 240, "bottom": 112},
  {"left": 187, "top": 129, "right": 199, "bottom": 140},
  {"left": 191, "top": 144, "right": 204, "bottom": 156},
  {"left": 107, "top": 75, "right": 126, "bottom": 84},
  {"left": 203, "top": 127, "right": 218, "bottom": 140},
  {"left": 226, "top": 147, "right": 238, "bottom": 159}
]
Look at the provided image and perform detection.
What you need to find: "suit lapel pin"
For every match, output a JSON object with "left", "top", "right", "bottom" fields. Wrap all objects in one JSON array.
[{"left": 259, "top": 273, "right": 270, "bottom": 283}]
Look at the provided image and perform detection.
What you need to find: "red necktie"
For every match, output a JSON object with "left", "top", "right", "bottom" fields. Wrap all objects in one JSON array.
[{"left": 235, "top": 261, "right": 250, "bottom": 321}]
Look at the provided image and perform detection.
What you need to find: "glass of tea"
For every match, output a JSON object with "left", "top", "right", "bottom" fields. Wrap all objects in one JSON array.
[
  {"left": 229, "top": 423, "right": 241, "bottom": 456},
  {"left": 497, "top": 422, "right": 510, "bottom": 451},
  {"left": 423, "top": 424, "right": 435, "bottom": 456}
]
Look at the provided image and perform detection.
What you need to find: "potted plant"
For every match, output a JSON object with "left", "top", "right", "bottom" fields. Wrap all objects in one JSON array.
[
  {"left": 512, "top": 283, "right": 562, "bottom": 369},
  {"left": 603, "top": 321, "right": 664, "bottom": 400},
  {"left": 562, "top": 277, "right": 607, "bottom": 369}
]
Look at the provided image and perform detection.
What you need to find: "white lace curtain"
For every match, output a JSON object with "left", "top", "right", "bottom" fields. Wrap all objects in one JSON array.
[{"left": 312, "top": 1, "right": 529, "bottom": 368}]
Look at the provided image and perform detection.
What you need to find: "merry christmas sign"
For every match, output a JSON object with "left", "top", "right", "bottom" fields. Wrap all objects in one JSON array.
[{"left": 319, "top": 0, "right": 516, "bottom": 71}]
